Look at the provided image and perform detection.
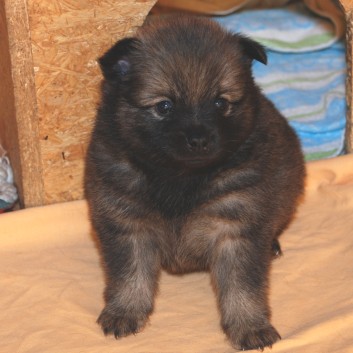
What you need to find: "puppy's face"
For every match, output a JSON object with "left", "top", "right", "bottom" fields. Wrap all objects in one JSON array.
[{"left": 99, "top": 17, "right": 267, "bottom": 171}]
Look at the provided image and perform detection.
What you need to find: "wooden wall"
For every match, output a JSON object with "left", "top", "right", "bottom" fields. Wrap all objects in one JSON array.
[
  {"left": 341, "top": 0, "right": 353, "bottom": 152},
  {"left": 0, "top": 0, "right": 157, "bottom": 207}
]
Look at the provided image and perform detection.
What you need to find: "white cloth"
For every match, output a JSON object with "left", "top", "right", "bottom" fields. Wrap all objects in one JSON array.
[{"left": 0, "top": 153, "right": 17, "bottom": 204}]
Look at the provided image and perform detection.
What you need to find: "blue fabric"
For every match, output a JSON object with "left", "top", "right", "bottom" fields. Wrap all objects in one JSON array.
[{"left": 214, "top": 4, "right": 346, "bottom": 160}]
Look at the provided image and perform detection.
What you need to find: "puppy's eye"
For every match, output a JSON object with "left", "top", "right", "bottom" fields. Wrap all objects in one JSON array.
[
  {"left": 155, "top": 100, "right": 173, "bottom": 115},
  {"left": 214, "top": 97, "right": 229, "bottom": 112}
]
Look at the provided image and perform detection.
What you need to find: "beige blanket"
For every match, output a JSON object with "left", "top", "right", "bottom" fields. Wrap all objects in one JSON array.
[
  {"left": 156, "top": 0, "right": 345, "bottom": 39},
  {"left": 1, "top": 154, "right": 353, "bottom": 352}
]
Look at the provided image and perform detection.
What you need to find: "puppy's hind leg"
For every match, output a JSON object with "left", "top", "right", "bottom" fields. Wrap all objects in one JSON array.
[
  {"left": 210, "top": 236, "right": 281, "bottom": 351},
  {"left": 96, "top": 219, "right": 161, "bottom": 338}
]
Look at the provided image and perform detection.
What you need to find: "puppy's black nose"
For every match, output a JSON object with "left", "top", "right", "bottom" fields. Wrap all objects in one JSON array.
[{"left": 187, "top": 136, "right": 210, "bottom": 152}]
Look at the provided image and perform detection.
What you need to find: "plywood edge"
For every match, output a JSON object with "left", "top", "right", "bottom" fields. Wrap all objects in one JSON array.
[
  {"left": 340, "top": 0, "right": 353, "bottom": 12},
  {"left": 0, "top": 1, "right": 23, "bottom": 202},
  {"left": 338, "top": 0, "right": 353, "bottom": 152},
  {"left": 345, "top": 8, "right": 353, "bottom": 153},
  {"left": 4, "top": 0, "right": 44, "bottom": 207}
]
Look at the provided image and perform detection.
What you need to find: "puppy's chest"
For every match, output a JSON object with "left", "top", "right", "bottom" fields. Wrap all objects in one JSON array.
[
  {"left": 145, "top": 176, "right": 208, "bottom": 218},
  {"left": 157, "top": 194, "right": 243, "bottom": 273}
]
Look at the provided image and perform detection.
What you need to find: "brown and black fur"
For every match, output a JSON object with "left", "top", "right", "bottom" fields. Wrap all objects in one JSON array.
[{"left": 85, "top": 16, "right": 305, "bottom": 351}]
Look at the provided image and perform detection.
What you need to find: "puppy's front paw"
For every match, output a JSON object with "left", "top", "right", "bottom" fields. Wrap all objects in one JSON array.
[
  {"left": 97, "top": 306, "right": 150, "bottom": 338},
  {"left": 225, "top": 323, "right": 281, "bottom": 351}
]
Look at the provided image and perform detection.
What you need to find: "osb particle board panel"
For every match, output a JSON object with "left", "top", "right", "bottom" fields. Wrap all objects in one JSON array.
[
  {"left": 27, "top": 0, "right": 157, "bottom": 205},
  {"left": 0, "top": 2, "right": 22, "bottom": 201},
  {"left": 341, "top": 0, "right": 353, "bottom": 152},
  {"left": 1, "top": 0, "right": 44, "bottom": 207},
  {"left": 341, "top": 0, "right": 353, "bottom": 10}
]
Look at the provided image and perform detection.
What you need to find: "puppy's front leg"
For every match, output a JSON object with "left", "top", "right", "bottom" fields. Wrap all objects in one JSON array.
[
  {"left": 96, "top": 219, "right": 160, "bottom": 338},
  {"left": 211, "top": 236, "right": 280, "bottom": 351}
]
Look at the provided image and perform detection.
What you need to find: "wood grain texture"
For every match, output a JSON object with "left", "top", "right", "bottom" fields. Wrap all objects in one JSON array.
[
  {"left": 1, "top": 0, "right": 44, "bottom": 207},
  {"left": 344, "top": 8, "right": 353, "bottom": 152},
  {"left": 28, "top": 0, "right": 157, "bottom": 205},
  {"left": 340, "top": 0, "right": 353, "bottom": 11},
  {"left": 0, "top": 0, "right": 156, "bottom": 207},
  {"left": 0, "top": 1, "right": 22, "bottom": 198},
  {"left": 337, "top": 0, "right": 353, "bottom": 152}
]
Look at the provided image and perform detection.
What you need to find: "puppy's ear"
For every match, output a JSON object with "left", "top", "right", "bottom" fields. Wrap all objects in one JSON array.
[
  {"left": 237, "top": 35, "right": 267, "bottom": 65},
  {"left": 98, "top": 37, "right": 139, "bottom": 80}
]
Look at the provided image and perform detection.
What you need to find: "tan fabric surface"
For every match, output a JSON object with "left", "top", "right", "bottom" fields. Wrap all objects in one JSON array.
[
  {"left": 1, "top": 154, "right": 353, "bottom": 353},
  {"left": 156, "top": 0, "right": 345, "bottom": 39}
]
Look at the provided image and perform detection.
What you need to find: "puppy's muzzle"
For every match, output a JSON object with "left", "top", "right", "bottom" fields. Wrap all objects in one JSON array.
[{"left": 172, "top": 127, "right": 220, "bottom": 168}]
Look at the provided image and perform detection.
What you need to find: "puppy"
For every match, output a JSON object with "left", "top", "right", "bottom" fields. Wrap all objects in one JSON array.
[{"left": 85, "top": 16, "right": 305, "bottom": 351}]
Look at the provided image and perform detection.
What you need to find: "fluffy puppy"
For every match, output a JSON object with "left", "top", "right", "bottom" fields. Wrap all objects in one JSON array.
[{"left": 85, "top": 16, "right": 305, "bottom": 351}]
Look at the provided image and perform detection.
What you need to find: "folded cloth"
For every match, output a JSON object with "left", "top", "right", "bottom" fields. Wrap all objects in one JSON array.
[
  {"left": 156, "top": 0, "right": 345, "bottom": 39},
  {"left": 252, "top": 41, "right": 346, "bottom": 161},
  {"left": 0, "top": 147, "right": 17, "bottom": 212},
  {"left": 215, "top": 2, "right": 340, "bottom": 52},
  {"left": 214, "top": 2, "right": 346, "bottom": 160}
]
